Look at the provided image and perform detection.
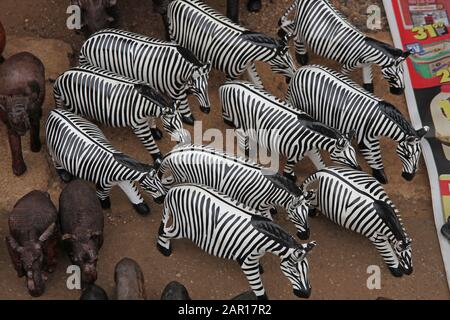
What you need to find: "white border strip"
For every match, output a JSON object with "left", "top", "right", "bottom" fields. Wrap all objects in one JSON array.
[{"left": 383, "top": 0, "right": 450, "bottom": 291}]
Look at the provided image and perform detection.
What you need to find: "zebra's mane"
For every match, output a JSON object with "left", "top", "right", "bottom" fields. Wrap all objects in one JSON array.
[
  {"left": 373, "top": 200, "right": 406, "bottom": 242},
  {"left": 240, "top": 31, "right": 280, "bottom": 49},
  {"left": 365, "top": 37, "right": 404, "bottom": 60},
  {"left": 134, "top": 84, "right": 173, "bottom": 107},
  {"left": 113, "top": 153, "right": 153, "bottom": 173},
  {"left": 175, "top": 46, "right": 204, "bottom": 67},
  {"left": 95, "top": 28, "right": 171, "bottom": 46},
  {"left": 378, "top": 101, "right": 416, "bottom": 137},
  {"left": 251, "top": 215, "right": 298, "bottom": 248},
  {"left": 298, "top": 114, "right": 341, "bottom": 140},
  {"left": 263, "top": 172, "right": 302, "bottom": 197}
]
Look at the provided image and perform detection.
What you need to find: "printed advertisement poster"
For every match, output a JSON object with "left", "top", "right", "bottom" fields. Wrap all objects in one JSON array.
[{"left": 383, "top": 0, "right": 450, "bottom": 289}]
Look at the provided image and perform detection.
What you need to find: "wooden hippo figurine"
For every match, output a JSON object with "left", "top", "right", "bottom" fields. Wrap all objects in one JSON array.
[
  {"left": 60, "top": 180, "right": 104, "bottom": 284},
  {"left": 0, "top": 52, "right": 45, "bottom": 176},
  {"left": 6, "top": 191, "right": 58, "bottom": 297},
  {"left": 114, "top": 258, "right": 146, "bottom": 300},
  {"left": 0, "top": 20, "right": 5, "bottom": 63},
  {"left": 161, "top": 281, "right": 191, "bottom": 300},
  {"left": 80, "top": 284, "right": 109, "bottom": 300}
]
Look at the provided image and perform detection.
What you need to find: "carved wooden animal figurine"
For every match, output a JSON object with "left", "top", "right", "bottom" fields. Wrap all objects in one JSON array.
[
  {"left": 114, "top": 258, "right": 146, "bottom": 300},
  {"left": 303, "top": 166, "right": 413, "bottom": 277},
  {"left": 278, "top": 0, "right": 409, "bottom": 94},
  {"left": 219, "top": 80, "right": 360, "bottom": 181},
  {"left": 158, "top": 143, "right": 313, "bottom": 239},
  {"left": 157, "top": 184, "right": 317, "bottom": 300},
  {"left": 0, "top": 52, "right": 45, "bottom": 176},
  {"left": 0, "top": 20, "right": 6, "bottom": 63},
  {"left": 45, "top": 109, "right": 166, "bottom": 215},
  {"left": 54, "top": 65, "right": 185, "bottom": 165},
  {"left": 161, "top": 281, "right": 191, "bottom": 300},
  {"left": 287, "top": 65, "right": 429, "bottom": 184},
  {"left": 79, "top": 28, "right": 211, "bottom": 125},
  {"left": 167, "top": 0, "right": 296, "bottom": 87},
  {"left": 80, "top": 284, "right": 109, "bottom": 300},
  {"left": 70, "top": 0, "right": 118, "bottom": 37},
  {"left": 6, "top": 191, "right": 58, "bottom": 297},
  {"left": 60, "top": 180, "right": 104, "bottom": 284},
  {"left": 226, "top": 0, "right": 264, "bottom": 22}
]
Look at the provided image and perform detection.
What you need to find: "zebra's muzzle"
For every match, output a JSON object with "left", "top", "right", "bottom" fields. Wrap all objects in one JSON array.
[
  {"left": 401, "top": 171, "right": 415, "bottom": 181},
  {"left": 293, "top": 287, "right": 311, "bottom": 299},
  {"left": 200, "top": 106, "right": 210, "bottom": 114},
  {"left": 154, "top": 195, "right": 165, "bottom": 204},
  {"left": 297, "top": 229, "right": 310, "bottom": 240},
  {"left": 390, "top": 87, "right": 404, "bottom": 95}
]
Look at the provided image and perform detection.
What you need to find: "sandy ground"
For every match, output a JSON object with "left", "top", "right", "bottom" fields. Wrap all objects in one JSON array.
[{"left": 0, "top": 0, "right": 449, "bottom": 300}]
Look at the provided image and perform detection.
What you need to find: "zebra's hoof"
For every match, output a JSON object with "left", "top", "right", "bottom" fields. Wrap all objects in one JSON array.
[
  {"left": 297, "top": 229, "right": 310, "bottom": 240},
  {"left": 269, "top": 207, "right": 278, "bottom": 215},
  {"left": 283, "top": 172, "right": 297, "bottom": 182},
  {"left": 390, "top": 87, "right": 404, "bottom": 95},
  {"left": 182, "top": 115, "right": 195, "bottom": 126},
  {"left": 133, "top": 202, "right": 151, "bottom": 216},
  {"left": 441, "top": 219, "right": 450, "bottom": 240},
  {"left": 247, "top": 0, "right": 262, "bottom": 12},
  {"left": 57, "top": 169, "right": 73, "bottom": 183},
  {"left": 157, "top": 243, "right": 172, "bottom": 257},
  {"left": 372, "top": 169, "right": 388, "bottom": 184},
  {"left": 100, "top": 197, "right": 111, "bottom": 209},
  {"left": 363, "top": 83, "right": 374, "bottom": 93},
  {"left": 150, "top": 127, "right": 163, "bottom": 140},
  {"left": 200, "top": 106, "right": 210, "bottom": 114},
  {"left": 388, "top": 266, "right": 403, "bottom": 277},
  {"left": 296, "top": 53, "right": 309, "bottom": 65},
  {"left": 308, "top": 207, "right": 317, "bottom": 217},
  {"left": 256, "top": 293, "right": 268, "bottom": 300}
]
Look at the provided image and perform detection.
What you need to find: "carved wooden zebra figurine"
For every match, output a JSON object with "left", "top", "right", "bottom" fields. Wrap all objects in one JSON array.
[
  {"left": 54, "top": 65, "right": 185, "bottom": 166},
  {"left": 287, "top": 65, "right": 429, "bottom": 184},
  {"left": 302, "top": 166, "right": 412, "bottom": 277},
  {"left": 45, "top": 109, "right": 166, "bottom": 216},
  {"left": 79, "top": 28, "right": 211, "bottom": 125},
  {"left": 157, "top": 183, "right": 317, "bottom": 299},
  {"left": 158, "top": 143, "right": 313, "bottom": 239},
  {"left": 219, "top": 80, "right": 360, "bottom": 181},
  {"left": 278, "top": 0, "right": 410, "bottom": 94},
  {"left": 166, "top": 0, "right": 296, "bottom": 87}
]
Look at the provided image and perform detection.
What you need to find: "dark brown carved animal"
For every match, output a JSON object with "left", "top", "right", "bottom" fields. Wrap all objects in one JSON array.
[
  {"left": 6, "top": 191, "right": 58, "bottom": 297},
  {"left": 60, "top": 180, "right": 104, "bottom": 284},
  {"left": 114, "top": 258, "right": 146, "bottom": 300},
  {"left": 160, "top": 281, "right": 191, "bottom": 300},
  {"left": 80, "top": 284, "right": 109, "bottom": 300},
  {"left": 71, "top": 0, "right": 118, "bottom": 37},
  {"left": 0, "top": 52, "right": 45, "bottom": 176},
  {"left": 0, "top": 20, "right": 6, "bottom": 63}
]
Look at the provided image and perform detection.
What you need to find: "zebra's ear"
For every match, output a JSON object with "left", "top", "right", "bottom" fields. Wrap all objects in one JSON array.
[
  {"left": 346, "top": 129, "right": 356, "bottom": 142},
  {"left": 302, "top": 241, "right": 317, "bottom": 253},
  {"left": 416, "top": 126, "right": 429, "bottom": 139},
  {"left": 335, "top": 136, "right": 348, "bottom": 150}
]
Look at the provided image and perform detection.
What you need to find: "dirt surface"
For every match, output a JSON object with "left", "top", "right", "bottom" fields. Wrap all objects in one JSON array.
[{"left": 0, "top": 0, "right": 449, "bottom": 300}]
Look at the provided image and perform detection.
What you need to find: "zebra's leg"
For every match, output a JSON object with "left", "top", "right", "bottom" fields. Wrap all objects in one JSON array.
[
  {"left": 371, "top": 236, "right": 403, "bottom": 277},
  {"left": 294, "top": 37, "right": 309, "bottom": 65},
  {"left": 240, "top": 257, "right": 267, "bottom": 300},
  {"left": 283, "top": 159, "right": 297, "bottom": 182},
  {"left": 305, "top": 149, "right": 326, "bottom": 170},
  {"left": 117, "top": 181, "right": 150, "bottom": 216},
  {"left": 358, "top": 139, "right": 387, "bottom": 184},
  {"left": 132, "top": 122, "right": 163, "bottom": 168},
  {"left": 157, "top": 206, "right": 174, "bottom": 256},
  {"left": 362, "top": 65, "right": 374, "bottom": 93},
  {"left": 149, "top": 117, "right": 163, "bottom": 141},
  {"left": 246, "top": 63, "right": 264, "bottom": 88},
  {"left": 177, "top": 93, "right": 195, "bottom": 126},
  {"left": 51, "top": 156, "right": 73, "bottom": 183},
  {"left": 96, "top": 183, "right": 112, "bottom": 210}
]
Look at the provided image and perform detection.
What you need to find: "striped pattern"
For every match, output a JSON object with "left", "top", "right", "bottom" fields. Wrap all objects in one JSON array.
[
  {"left": 79, "top": 28, "right": 211, "bottom": 117},
  {"left": 54, "top": 65, "right": 184, "bottom": 158},
  {"left": 158, "top": 143, "right": 311, "bottom": 235},
  {"left": 286, "top": 65, "right": 425, "bottom": 178},
  {"left": 167, "top": 0, "right": 296, "bottom": 86},
  {"left": 219, "top": 80, "right": 359, "bottom": 177},
  {"left": 45, "top": 109, "right": 165, "bottom": 206},
  {"left": 302, "top": 166, "right": 412, "bottom": 275},
  {"left": 279, "top": 0, "right": 407, "bottom": 91},
  {"left": 157, "top": 183, "right": 316, "bottom": 298}
]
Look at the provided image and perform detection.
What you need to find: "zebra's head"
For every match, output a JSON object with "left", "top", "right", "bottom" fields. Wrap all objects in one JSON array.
[
  {"left": 381, "top": 51, "right": 410, "bottom": 95},
  {"left": 287, "top": 192, "right": 314, "bottom": 240},
  {"left": 267, "top": 34, "right": 297, "bottom": 83},
  {"left": 140, "top": 168, "right": 166, "bottom": 204},
  {"left": 280, "top": 241, "right": 316, "bottom": 299},
  {"left": 188, "top": 63, "right": 212, "bottom": 114},
  {"left": 161, "top": 101, "right": 189, "bottom": 143},
  {"left": 393, "top": 237, "right": 413, "bottom": 275},
  {"left": 396, "top": 127, "right": 428, "bottom": 181},
  {"left": 330, "top": 130, "right": 360, "bottom": 170}
]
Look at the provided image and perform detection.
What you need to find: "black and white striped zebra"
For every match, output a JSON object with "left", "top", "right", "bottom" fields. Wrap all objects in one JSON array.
[
  {"left": 286, "top": 65, "right": 429, "bottom": 184},
  {"left": 278, "top": 0, "right": 410, "bottom": 94},
  {"left": 219, "top": 80, "right": 360, "bottom": 181},
  {"left": 166, "top": 0, "right": 296, "bottom": 87},
  {"left": 78, "top": 28, "right": 211, "bottom": 125},
  {"left": 158, "top": 143, "right": 313, "bottom": 239},
  {"left": 157, "top": 183, "right": 317, "bottom": 299},
  {"left": 54, "top": 65, "right": 185, "bottom": 165},
  {"left": 302, "top": 166, "right": 412, "bottom": 277},
  {"left": 45, "top": 109, "right": 166, "bottom": 216}
]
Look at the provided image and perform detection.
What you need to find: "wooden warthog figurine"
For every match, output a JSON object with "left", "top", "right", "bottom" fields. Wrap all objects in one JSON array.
[
  {"left": 114, "top": 258, "right": 146, "bottom": 300},
  {"left": 60, "top": 180, "right": 104, "bottom": 284},
  {"left": 161, "top": 281, "right": 191, "bottom": 300},
  {"left": 6, "top": 191, "right": 58, "bottom": 297},
  {"left": 80, "top": 284, "right": 109, "bottom": 300},
  {"left": 0, "top": 52, "right": 45, "bottom": 176},
  {"left": 71, "top": 0, "right": 118, "bottom": 37}
]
